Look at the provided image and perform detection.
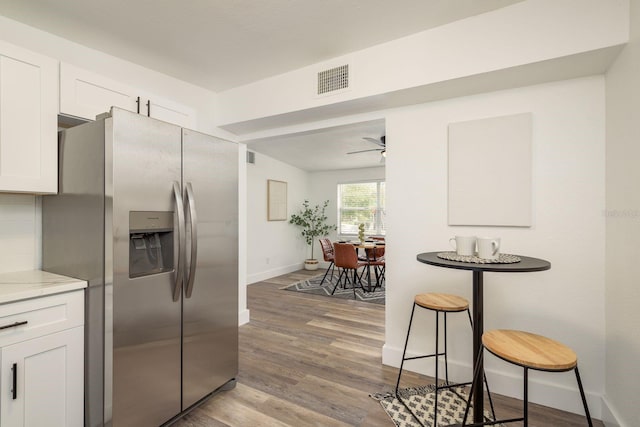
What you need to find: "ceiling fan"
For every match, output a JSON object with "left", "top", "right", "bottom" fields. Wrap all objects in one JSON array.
[{"left": 347, "top": 136, "right": 386, "bottom": 161}]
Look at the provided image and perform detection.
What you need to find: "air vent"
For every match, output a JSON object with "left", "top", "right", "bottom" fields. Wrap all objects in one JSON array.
[
  {"left": 317, "top": 64, "right": 349, "bottom": 95},
  {"left": 246, "top": 151, "right": 255, "bottom": 164}
]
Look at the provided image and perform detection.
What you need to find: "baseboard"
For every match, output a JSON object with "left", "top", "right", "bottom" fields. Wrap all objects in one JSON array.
[
  {"left": 247, "top": 263, "right": 304, "bottom": 284},
  {"left": 239, "top": 308, "right": 250, "bottom": 326},
  {"left": 601, "top": 396, "right": 625, "bottom": 427},
  {"left": 383, "top": 343, "right": 603, "bottom": 419}
]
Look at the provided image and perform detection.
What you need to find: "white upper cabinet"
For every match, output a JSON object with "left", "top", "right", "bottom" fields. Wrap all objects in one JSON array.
[
  {"left": 138, "top": 92, "right": 196, "bottom": 129},
  {"left": 60, "top": 62, "right": 138, "bottom": 120},
  {"left": 60, "top": 62, "right": 196, "bottom": 128},
  {"left": 0, "top": 41, "right": 57, "bottom": 194}
]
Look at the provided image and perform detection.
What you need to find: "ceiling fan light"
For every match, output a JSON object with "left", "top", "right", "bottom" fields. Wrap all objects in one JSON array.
[{"left": 381, "top": 150, "right": 386, "bottom": 157}]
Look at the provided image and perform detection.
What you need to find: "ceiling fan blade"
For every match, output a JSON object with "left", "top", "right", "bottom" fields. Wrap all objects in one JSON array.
[
  {"left": 363, "top": 137, "right": 385, "bottom": 147},
  {"left": 347, "top": 148, "right": 383, "bottom": 154}
]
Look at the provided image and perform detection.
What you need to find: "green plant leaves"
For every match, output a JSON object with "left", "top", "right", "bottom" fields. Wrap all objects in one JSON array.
[{"left": 289, "top": 199, "right": 337, "bottom": 259}]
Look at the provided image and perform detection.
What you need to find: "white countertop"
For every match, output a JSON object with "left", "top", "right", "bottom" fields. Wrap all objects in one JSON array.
[{"left": 0, "top": 270, "right": 87, "bottom": 304}]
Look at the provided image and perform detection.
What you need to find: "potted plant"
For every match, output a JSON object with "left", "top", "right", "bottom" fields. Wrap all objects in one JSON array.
[{"left": 290, "top": 199, "right": 336, "bottom": 270}]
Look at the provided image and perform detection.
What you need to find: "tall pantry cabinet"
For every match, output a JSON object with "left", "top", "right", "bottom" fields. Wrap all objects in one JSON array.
[{"left": 0, "top": 40, "right": 57, "bottom": 194}]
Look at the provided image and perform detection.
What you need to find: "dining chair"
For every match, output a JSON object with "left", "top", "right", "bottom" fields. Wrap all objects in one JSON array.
[
  {"left": 332, "top": 242, "right": 367, "bottom": 299},
  {"left": 359, "top": 244, "right": 385, "bottom": 289},
  {"left": 318, "top": 238, "right": 336, "bottom": 285}
]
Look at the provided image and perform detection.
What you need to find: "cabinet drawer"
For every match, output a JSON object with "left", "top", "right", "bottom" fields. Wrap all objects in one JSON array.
[{"left": 0, "top": 291, "right": 84, "bottom": 347}]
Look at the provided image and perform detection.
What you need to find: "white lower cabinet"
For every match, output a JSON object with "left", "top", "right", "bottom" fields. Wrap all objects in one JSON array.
[
  {"left": 1, "top": 327, "right": 83, "bottom": 426},
  {"left": 0, "top": 290, "right": 84, "bottom": 427}
]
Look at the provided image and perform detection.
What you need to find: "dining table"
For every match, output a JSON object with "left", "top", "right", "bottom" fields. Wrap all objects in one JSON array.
[
  {"left": 345, "top": 241, "right": 385, "bottom": 292},
  {"left": 416, "top": 251, "right": 551, "bottom": 424}
]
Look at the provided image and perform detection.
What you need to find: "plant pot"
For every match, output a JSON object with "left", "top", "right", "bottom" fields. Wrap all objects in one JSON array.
[{"left": 304, "top": 259, "right": 319, "bottom": 271}]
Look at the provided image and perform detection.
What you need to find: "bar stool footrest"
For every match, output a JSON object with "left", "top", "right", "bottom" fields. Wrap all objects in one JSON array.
[
  {"left": 462, "top": 416, "right": 522, "bottom": 426},
  {"left": 402, "top": 352, "right": 446, "bottom": 362}
]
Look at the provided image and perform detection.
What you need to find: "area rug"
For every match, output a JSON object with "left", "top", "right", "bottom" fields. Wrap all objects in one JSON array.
[
  {"left": 370, "top": 385, "right": 501, "bottom": 427},
  {"left": 281, "top": 271, "right": 385, "bottom": 304}
]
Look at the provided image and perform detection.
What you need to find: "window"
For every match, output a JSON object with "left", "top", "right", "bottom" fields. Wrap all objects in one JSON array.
[{"left": 338, "top": 181, "right": 385, "bottom": 236}]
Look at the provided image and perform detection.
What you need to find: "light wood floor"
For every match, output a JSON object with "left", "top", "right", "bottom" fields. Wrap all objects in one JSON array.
[{"left": 173, "top": 269, "right": 601, "bottom": 426}]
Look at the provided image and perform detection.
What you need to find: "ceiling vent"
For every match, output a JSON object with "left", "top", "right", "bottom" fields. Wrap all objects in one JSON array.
[{"left": 317, "top": 64, "right": 349, "bottom": 95}]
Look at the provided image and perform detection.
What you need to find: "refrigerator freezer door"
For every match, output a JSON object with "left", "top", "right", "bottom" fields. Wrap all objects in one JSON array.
[
  {"left": 108, "top": 109, "right": 183, "bottom": 426},
  {"left": 182, "top": 129, "right": 239, "bottom": 409}
]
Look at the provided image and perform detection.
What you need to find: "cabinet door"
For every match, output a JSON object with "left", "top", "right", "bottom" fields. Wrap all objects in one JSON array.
[
  {"left": 0, "top": 41, "right": 57, "bottom": 194},
  {"left": 143, "top": 94, "right": 196, "bottom": 129},
  {"left": 60, "top": 62, "right": 138, "bottom": 120},
  {"left": 1, "top": 327, "right": 83, "bottom": 427},
  {"left": 61, "top": 63, "right": 196, "bottom": 129}
]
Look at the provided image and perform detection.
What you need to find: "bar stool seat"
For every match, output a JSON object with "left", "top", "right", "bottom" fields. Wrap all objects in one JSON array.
[
  {"left": 463, "top": 329, "right": 593, "bottom": 427},
  {"left": 483, "top": 329, "right": 578, "bottom": 371},
  {"left": 415, "top": 293, "right": 470, "bottom": 312},
  {"left": 396, "top": 293, "right": 495, "bottom": 427}
]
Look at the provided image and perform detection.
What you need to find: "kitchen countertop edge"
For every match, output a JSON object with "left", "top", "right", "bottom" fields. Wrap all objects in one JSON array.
[{"left": 0, "top": 270, "right": 87, "bottom": 305}]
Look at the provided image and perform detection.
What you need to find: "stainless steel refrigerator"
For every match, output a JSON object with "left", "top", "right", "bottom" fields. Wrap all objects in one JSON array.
[{"left": 42, "top": 107, "right": 239, "bottom": 426}]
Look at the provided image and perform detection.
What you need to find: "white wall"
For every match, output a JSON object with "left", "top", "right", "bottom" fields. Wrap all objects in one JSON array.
[
  {"left": 384, "top": 77, "right": 606, "bottom": 417},
  {"left": 309, "top": 167, "right": 385, "bottom": 265},
  {"left": 246, "top": 152, "right": 310, "bottom": 283},
  {"left": 604, "top": 1, "right": 640, "bottom": 426},
  {"left": 237, "top": 143, "right": 249, "bottom": 324},
  {"left": 246, "top": 157, "right": 385, "bottom": 280},
  {"left": 216, "top": 0, "right": 627, "bottom": 130},
  {"left": 0, "top": 195, "right": 41, "bottom": 273}
]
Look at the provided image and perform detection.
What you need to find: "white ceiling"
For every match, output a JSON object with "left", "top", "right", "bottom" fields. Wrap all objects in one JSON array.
[
  {"left": 0, "top": 0, "right": 521, "bottom": 170},
  {"left": 0, "top": 0, "right": 521, "bottom": 92},
  {"left": 247, "top": 120, "right": 386, "bottom": 172}
]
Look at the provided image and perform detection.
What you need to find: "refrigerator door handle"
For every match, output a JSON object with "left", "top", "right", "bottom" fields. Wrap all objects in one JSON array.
[
  {"left": 173, "top": 181, "right": 185, "bottom": 302},
  {"left": 184, "top": 182, "right": 198, "bottom": 298}
]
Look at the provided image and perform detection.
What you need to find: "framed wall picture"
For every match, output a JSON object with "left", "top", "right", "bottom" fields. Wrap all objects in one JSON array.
[
  {"left": 267, "top": 179, "right": 287, "bottom": 221},
  {"left": 448, "top": 112, "right": 532, "bottom": 227}
]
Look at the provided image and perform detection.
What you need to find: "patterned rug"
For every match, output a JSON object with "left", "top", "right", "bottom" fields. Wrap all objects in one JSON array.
[
  {"left": 281, "top": 270, "right": 385, "bottom": 304},
  {"left": 371, "top": 385, "right": 501, "bottom": 427}
]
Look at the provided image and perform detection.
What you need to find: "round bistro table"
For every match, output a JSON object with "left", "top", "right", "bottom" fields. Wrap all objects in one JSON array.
[{"left": 416, "top": 252, "right": 551, "bottom": 424}]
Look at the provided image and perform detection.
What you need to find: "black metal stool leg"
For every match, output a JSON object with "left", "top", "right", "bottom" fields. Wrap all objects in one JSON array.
[
  {"left": 574, "top": 366, "right": 594, "bottom": 427},
  {"left": 523, "top": 367, "right": 529, "bottom": 427},
  {"left": 394, "top": 303, "right": 426, "bottom": 427},
  {"left": 444, "top": 312, "right": 449, "bottom": 383},
  {"left": 434, "top": 311, "right": 440, "bottom": 427},
  {"left": 395, "top": 303, "right": 417, "bottom": 394}
]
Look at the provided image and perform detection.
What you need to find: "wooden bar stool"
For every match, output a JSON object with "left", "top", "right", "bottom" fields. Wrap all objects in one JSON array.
[
  {"left": 462, "top": 329, "right": 593, "bottom": 427},
  {"left": 395, "top": 293, "right": 495, "bottom": 427}
]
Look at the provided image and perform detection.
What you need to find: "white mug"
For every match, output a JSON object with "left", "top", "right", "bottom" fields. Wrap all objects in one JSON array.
[
  {"left": 449, "top": 236, "right": 477, "bottom": 256},
  {"left": 477, "top": 237, "right": 500, "bottom": 260}
]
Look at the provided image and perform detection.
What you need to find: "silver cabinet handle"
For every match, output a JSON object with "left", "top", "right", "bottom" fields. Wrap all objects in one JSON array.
[
  {"left": 184, "top": 182, "right": 198, "bottom": 298},
  {"left": 173, "top": 182, "right": 185, "bottom": 302}
]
